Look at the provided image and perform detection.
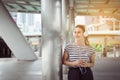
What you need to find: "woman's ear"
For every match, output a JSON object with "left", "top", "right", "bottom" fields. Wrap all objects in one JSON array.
[{"left": 83, "top": 32, "right": 88, "bottom": 37}]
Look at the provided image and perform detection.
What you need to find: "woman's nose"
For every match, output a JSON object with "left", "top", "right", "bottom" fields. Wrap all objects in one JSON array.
[{"left": 75, "top": 33, "right": 79, "bottom": 36}]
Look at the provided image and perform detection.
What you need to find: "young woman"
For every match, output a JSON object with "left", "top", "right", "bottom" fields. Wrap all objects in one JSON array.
[{"left": 63, "top": 25, "right": 95, "bottom": 80}]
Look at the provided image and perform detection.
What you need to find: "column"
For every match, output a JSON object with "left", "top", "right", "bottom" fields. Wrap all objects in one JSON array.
[
  {"left": 41, "top": 0, "right": 62, "bottom": 80},
  {"left": 113, "top": 20, "right": 115, "bottom": 30},
  {"left": 102, "top": 36, "right": 107, "bottom": 57},
  {"left": 68, "top": 0, "right": 75, "bottom": 42},
  {"left": 61, "top": 0, "right": 68, "bottom": 75},
  {"left": 119, "top": 21, "right": 120, "bottom": 30}
]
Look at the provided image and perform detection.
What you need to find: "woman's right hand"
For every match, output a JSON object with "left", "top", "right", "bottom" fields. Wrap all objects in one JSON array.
[{"left": 73, "top": 59, "right": 83, "bottom": 67}]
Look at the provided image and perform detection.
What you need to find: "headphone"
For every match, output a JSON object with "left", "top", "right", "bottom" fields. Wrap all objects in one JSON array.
[{"left": 83, "top": 32, "right": 88, "bottom": 37}]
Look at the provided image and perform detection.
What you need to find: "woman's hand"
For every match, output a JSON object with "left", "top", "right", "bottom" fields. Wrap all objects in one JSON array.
[
  {"left": 73, "top": 59, "right": 83, "bottom": 67},
  {"left": 80, "top": 53, "right": 95, "bottom": 67},
  {"left": 80, "top": 60, "right": 89, "bottom": 67}
]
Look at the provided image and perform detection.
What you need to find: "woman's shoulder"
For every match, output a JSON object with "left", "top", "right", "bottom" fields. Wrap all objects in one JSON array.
[
  {"left": 64, "top": 42, "right": 76, "bottom": 51},
  {"left": 66, "top": 42, "right": 75, "bottom": 46},
  {"left": 64, "top": 42, "right": 75, "bottom": 49},
  {"left": 86, "top": 45, "right": 95, "bottom": 50}
]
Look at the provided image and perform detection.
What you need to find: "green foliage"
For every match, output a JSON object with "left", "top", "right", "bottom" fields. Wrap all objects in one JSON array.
[
  {"left": 90, "top": 43, "right": 114, "bottom": 52},
  {"left": 90, "top": 44, "right": 102, "bottom": 52},
  {"left": 107, "top": 43, "right": 114, "bottom": 47}
]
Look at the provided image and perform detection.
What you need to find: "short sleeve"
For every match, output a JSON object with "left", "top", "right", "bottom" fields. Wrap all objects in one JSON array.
[
  {"left": 91, "top": 47, "right": 95, "bottom": 54},
  {"left": 64, "top": 44, "right": 69, "bottom": 53},
  {"left": 88, "top": 46, "right": 95, "bottom": 57}
]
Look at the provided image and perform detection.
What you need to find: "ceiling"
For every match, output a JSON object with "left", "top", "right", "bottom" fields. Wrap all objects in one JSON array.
[
  {"left": 1, "top": 0, "right": 41, "bottom": 13},
  {"left": 1, "top": 0, "right": 120, "bottom": 19},
  {"left": 74, "top": 0, "right": 120, "bottom": 20}
]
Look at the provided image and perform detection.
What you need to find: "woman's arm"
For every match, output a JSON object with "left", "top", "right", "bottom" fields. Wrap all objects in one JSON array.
[
  {"left": 88, "top": 53, "right": 95, "bottom": 67},
  {"left": 62, "top": 51, "right": 82, "bottom": 67},
  {"left": 81, "top": 53, "right": 95, "bottom": 67}
]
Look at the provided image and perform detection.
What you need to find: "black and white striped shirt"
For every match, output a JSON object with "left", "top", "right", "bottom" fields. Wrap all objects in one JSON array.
[{"left": 65, "top": 43, "right": 95, "bottom": 62}]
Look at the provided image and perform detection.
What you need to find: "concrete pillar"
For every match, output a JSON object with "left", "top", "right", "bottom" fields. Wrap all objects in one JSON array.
[
  {"left": 61, "top": 0, "right": 68, "bottom": 74},
  {"left": 102, "top": 36, "right": 107, "bottom": 57},
  {"left": 62, "top": 0, "right": 67, "bottom": 41},
  {"left": 0, "top": 0, "right": 37, "bottom": 60},
  {"left": 113, "top": 46, "right": 116, "bottom": 57},
  {"left": 67, "top": 0, "right": 75, "bottom": 42},
  {"left": 41, "top": 0, "right": 62, "bottom": 80},
  {"left": 113, "top": 21, "right": 116, "bottom": 30},
  {"left": 119, "top": 21, "right": 120, "bottom": 30},
  {"left": 68, "top": 5, "right": 75, "bottom": 42}
]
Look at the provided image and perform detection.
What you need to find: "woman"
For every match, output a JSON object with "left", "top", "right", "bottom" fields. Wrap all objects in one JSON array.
[{"left": 62, "top": 25, "right": 95, "bottom": 80}]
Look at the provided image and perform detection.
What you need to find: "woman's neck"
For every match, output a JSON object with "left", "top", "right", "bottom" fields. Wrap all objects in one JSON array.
[{"left": 75, "top": 39, "right": 85, "bottom": 46}]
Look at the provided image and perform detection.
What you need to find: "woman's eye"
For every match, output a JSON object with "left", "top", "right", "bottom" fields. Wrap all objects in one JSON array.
[
  {"left": 74, "top": 32, "right": 76, "bottom": 33},
  {"left": 74, "top": 31, "right": 81, "bottom": 34}
]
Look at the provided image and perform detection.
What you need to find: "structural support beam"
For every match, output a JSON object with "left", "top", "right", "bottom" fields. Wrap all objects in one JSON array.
[
  {"left": 62, "top": 0, "right": 69, "bottom": 74},
  {"left": 76, "top": 12, "right": 120, "bottom": 20},
  {"left": 76, "top": 4, "right": 120, "bottom": 8},
  {"left": 0, "top": 0, "right": 37, "bottom": 60},
  {"left": 69, "top": 8, "right": 75, "bottom": 42},
  {"left": 62, "top": 0, "right": 68, "bottom": 42},
  {"left": 41, "top": 0, "right": 62, "bottom": 80},
  {"left": 102, "top": 36, "right": 107, "bottom": 57}
]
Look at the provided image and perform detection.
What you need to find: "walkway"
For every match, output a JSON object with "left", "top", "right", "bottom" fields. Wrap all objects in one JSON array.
[{"left": 0, "top": 57, "right": 120, "bottom": 80}]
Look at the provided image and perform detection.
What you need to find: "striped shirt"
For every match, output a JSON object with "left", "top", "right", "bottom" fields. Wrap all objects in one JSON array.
[{"left": 65, "top": 43, "right": 95, "bottom": 62}]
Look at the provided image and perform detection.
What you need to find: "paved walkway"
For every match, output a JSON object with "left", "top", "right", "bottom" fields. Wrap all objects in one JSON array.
[
  {"left": 0, "top": 58, "right": 42, "bottom": 80},
  {"left": 93, "top": 57, "right": 120, "bottom": 80},
  {"left": 0, "top": 57, "right": 120, "bottom": 80}
]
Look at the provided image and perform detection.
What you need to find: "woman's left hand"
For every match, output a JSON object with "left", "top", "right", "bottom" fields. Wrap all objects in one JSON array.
[{"left": 81, "top": 61, "right": 89, "bottom": 67}]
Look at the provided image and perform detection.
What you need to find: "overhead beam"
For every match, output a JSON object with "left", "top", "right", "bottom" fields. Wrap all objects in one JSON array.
[
  {"left": 76, "top": 4, "right": 120, "bottom": 8},
  {"left": 75, "top": 7, "right": 118, "bottom": 9},
  {"left": 3, "top": 2, "right": 40, "bottom": 7},
  {"left": 1, "top": 0, "right": 41, "bottom": 13},
  {"left": 76, "top": 12, "right": 120, "bottom": 20},
  {"left": 112, "top": 9, "right": 118, "bottom": 14},
  {"left": 105, "top": 0, "right": 110, "bottom": 4},
  {"left": 77, "top": 12, "right": 114, "bottom": 16},
  {"left": 89, "top": 0, "right": 91, "bottom": 4},
  {"left": 88, "top": 34, "right": 120, "bottom": 36},
  {"left": 1, "top": 0, "right": 40, "bottom": 3},
  {"left": 88, "top": 31, "right": 120, "bottom": 36},
  {"left": 6, "top": 8, "right": 40, "bottom": 13}
]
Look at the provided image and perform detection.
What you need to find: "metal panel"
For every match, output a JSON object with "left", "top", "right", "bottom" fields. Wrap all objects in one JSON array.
[{"left": 0, "top": 0, "right": 37, "bottom": 60}]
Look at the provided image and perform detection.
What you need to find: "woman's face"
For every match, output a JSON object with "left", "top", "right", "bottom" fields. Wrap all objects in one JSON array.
[{"left": 73, "top": 27, "right": 84, "bottom": 40}]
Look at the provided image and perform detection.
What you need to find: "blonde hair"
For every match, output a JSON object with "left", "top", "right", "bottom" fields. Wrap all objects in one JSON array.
[{"left": 75, "top": 25, "right": 89, "bottom": 45}]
